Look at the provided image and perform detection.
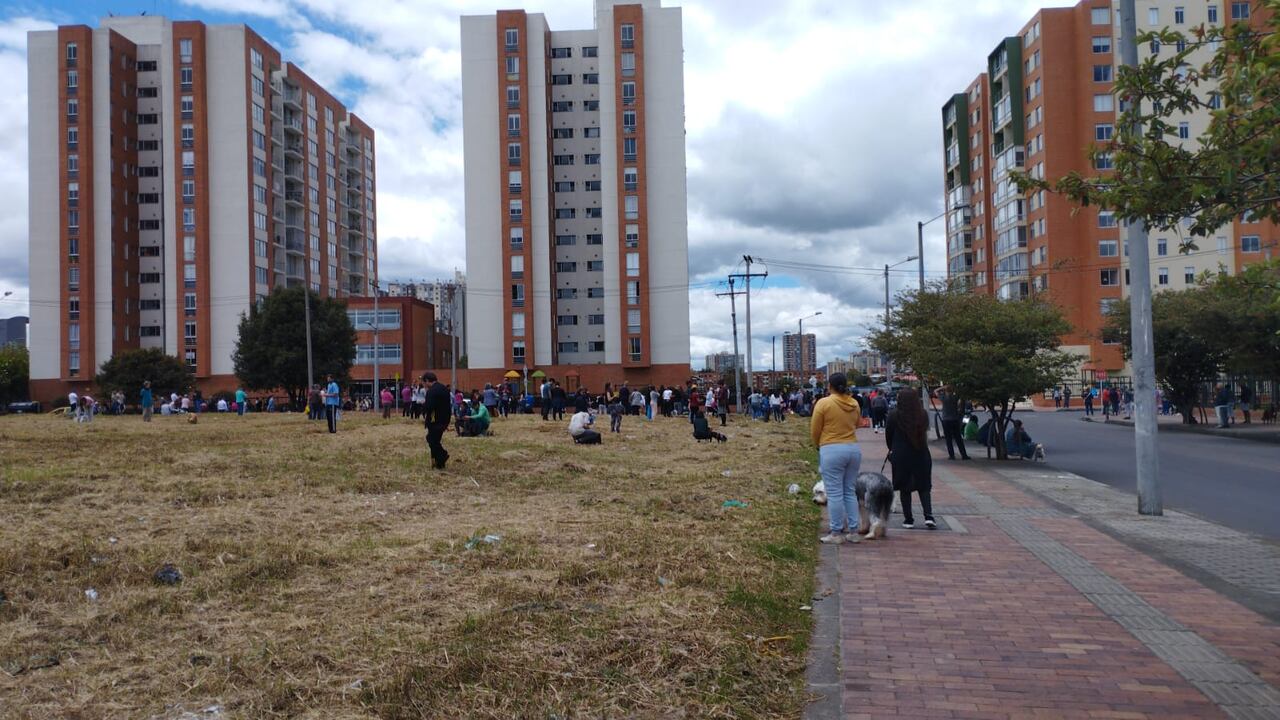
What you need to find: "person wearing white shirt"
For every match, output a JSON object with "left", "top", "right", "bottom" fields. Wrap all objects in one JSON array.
[
  {"left": 568, "top": 410, "right": 601, "bottom": 444},
  {"left": 217, "top": 398, "right": 229, "bottom": 412},
  {"left": 67, "top": 391, "right": 79, "bottom": 421}
]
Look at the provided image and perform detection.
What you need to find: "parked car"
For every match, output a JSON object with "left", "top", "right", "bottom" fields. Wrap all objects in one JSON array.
[{"left": 5, "top": 401, "right": 42, "bottom": 414}]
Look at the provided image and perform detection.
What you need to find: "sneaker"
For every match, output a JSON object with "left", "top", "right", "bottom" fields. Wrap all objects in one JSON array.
[
  {"left": 902, "top": 520, "right": 915, "bottom": 529},
  {"left": 819, "top": 533, "right": 845, "bottom": 545},
  {"left": 845, "top": 532, "right": 862, "bottom": 543},
  {"left": 924, "top": 519, "right": 937, "bottom": 529}
]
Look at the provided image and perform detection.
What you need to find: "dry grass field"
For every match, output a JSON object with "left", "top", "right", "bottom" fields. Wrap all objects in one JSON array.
[{"left": 0, "top": 409, "right": 821, "bottom": 719}]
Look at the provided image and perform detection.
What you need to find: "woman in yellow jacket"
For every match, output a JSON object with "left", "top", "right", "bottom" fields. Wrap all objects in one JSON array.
[{"left": 810, "top": 373, "right": 863, "bottom": 544}]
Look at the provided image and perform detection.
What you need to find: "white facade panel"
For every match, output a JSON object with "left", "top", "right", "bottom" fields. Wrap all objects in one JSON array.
[
  {"left": 641, "top": 6, "right": 689, "bottom": 365},
  {"left": 27, "top": 32, "right": 60, "bottom": 380},
  {"left": 527, "top": 14, "right": 554, "bottom": 367},
  {"left": 461, "top": 15, "right": 504, "bottom": 369},
  {"left": 596, "top": 5, "right": 622, "bottom": 364},
  {"left": 91, "top": 29, "right": 114, "bottom": 370},
  {"left": 206, "top": 26, "right": 251, "bottom": 376}
]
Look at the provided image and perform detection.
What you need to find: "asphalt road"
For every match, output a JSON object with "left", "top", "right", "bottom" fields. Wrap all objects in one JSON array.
[{"left": 964, "top": 411, "right": 1279, "bottom": 540}]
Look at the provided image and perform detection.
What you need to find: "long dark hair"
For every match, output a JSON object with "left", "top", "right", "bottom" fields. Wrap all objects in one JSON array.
[{"left": 895, "top": 388, "right": 928, "bottom": 450}]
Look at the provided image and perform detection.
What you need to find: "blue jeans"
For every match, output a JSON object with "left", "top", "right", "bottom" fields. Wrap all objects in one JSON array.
[{"left": 819, "top": 443, "right": 862, "bottom": 534}]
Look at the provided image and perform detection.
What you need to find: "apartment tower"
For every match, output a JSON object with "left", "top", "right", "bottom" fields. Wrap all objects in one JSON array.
[
  {"left": 943, "top": 0, "right": 1277, "bottom": 375},
  {"left": 460, "top": 0, "right": 690, "bottom": 383},
  {"left": 782, "top": 333, "right": 817, "bottom": 373},
  {"left": 28, "top": 16, "right": 377, "bottom": 401}
]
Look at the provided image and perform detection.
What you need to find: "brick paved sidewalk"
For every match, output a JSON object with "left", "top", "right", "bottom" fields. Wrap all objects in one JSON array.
[{"left": 814, "top": 438, "right": 1280, "bottom": 720}]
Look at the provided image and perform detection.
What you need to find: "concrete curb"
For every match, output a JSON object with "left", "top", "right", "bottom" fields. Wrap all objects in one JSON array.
[
  {"left": 1080, "top": 416, "right": 1280, "bottom": 445},
  {"left": 803, "top": 541, "right": 843, "bottom": 720}
]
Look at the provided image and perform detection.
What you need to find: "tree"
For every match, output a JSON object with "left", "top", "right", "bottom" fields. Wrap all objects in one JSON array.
[
  {"left": 1103, "top": 293, "right": 1224, "bottom": 424},
  {"left": 232, "top": 286, "right": 357, "bottom": 408},
  {"left": 1015, "top": 1, "right": 1280, "bottom": 246},
  {"left": 1207, "top": 259, "right": 1280, "bottom": 379},
  {"left": 0, "top": 345, "right": 29, "bottom": 405},
  {"left": 870, "top": 285, "right": 1077, "bottom": 459},
  {"left": 95, "top": 348, "right": 194, "bottom": 404}
]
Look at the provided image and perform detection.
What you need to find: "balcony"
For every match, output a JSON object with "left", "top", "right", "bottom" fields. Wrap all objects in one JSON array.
[
  {"left": 993, "top": 146, "right": 1025, "bottom": 177},
  {"left": 284, "top": 160, "right": 303, "bottom": 180},
  {"left": 283, "top": 140, "right": 304, "bottom": 159},
  {"left": 282, "top": 86, "right": 303, "bottom": 110},
  {"left": 947, "top": 185, "right": 971, "bottom": 209},
  {"left": 271, "top": 149, "right": 284, "bottom": 170},
  {"left": 992, "top": 95, "right": 1012, "bottom": 131},
  {"left": 281, "top": 113, "right": 303, "bottom": 135},
  {"left": 994, "top": 226, "right": 1028, "bottom": 257},
  {"left": 285, "top": 229, "right": 306, "bottom": 253},
  {"left": 284, "top": 190, "right": 304, "bottom": 207},
  {"left": 946, "top": 142, "right": 960, "bottom": 169}
]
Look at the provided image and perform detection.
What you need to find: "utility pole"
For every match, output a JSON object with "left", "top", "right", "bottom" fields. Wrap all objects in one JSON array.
[
  {"left": 1119, "top": 0, "right": 1161, "bottom": 515},
  {"left": 716, "top": 277, "right": 745, "bottom": 416},
  {"left": 370, "top": 281, "right": 380, "bottom": 411},
  {"left": 731, "top": 256, "right": 767, "bottom": 390},
  {"left": 772, "top": 335, "right": 776, "bottom": 374},
  {"left": 884, "top": 256, "right": 917, "bottom": 385},
  {"left": 447, "top": 284, "right": 458, "bottom": 391}
]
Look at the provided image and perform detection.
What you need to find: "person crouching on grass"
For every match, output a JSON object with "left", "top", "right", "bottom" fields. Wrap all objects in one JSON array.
[
  {"left": 810, "top": 373, "right": 863, "bottom": 545},
  {"left": 569, "top": 407, "right": 602, "bottom": 444}
]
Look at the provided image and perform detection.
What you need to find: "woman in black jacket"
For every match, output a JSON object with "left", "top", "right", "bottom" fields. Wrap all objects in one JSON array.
[{"left": 885, "top": 388, "right": 936, "bottom": 529}]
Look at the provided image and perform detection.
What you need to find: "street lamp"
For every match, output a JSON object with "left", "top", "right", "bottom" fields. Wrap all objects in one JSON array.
[
  {"left": 884, "top": 255, "right": 918, "bottom": 383},
  {"left": 365, "top": 320, "right": 380, "bottom": 411},
  {"left": 919, "top": 204, "right": 970, "bottom": 289},
  {"left": 797, "top": 311, "right": 822, "bottom": 372}
]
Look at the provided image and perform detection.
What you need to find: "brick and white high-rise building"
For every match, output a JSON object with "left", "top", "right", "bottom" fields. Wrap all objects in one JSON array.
[
  {"left": 942, "top": 0, "right": 1277, "bottom": 375},
  {"left": 460, "top": 0, "right": 690, "bottom": 382},
  {"left": 27, "top": 16, "right": 377, "bottom": 401}
]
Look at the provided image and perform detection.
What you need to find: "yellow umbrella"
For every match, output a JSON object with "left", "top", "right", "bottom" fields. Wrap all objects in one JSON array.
[{"left": 503, "top": 370, "right": 521, "bottom": 379}]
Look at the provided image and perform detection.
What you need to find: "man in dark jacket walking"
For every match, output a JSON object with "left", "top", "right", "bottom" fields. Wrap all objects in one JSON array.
[
  {"left": 423, "top": 372, "right": 452, "bottom": 470},
  {"left": 937, "top": 385, "right": 971, "bottom": 460}
]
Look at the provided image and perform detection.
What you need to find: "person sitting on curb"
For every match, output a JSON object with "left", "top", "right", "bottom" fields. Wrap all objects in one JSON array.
[
  {"left": 457, "top": 401, "right": 491, "bottom": 438},
  {"left": 1004, "top": 418, "right": 1045, "bottom": 461},
  {"left": 691, "top": 409, "right": 727, "bottom": 443},
  {"left": 569, "top": 408, "right": 602, "bottom": 444}
]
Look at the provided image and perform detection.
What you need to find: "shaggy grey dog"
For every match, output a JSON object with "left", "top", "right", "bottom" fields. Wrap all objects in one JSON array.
[{"left": 812, "top": 471, "right": 895, "bottom": 539}]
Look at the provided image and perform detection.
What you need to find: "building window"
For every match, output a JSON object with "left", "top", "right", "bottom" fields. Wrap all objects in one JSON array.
[
  {"left": 511, "top": 341, "right": 525, "bottom": 365},
  {"left": 505, "top": 27, "right": 518, "bottom": 50},
  {"left": 583, "top": 46, "right": 598, "bottom": 58},
  {"left": 66, "top": 70, "right": 78, "bottom": 90},
  {"left": 1099, "top": 240, "right": 1118, "bottom": 257},
  {"left": 552, "top": 74, "right": 572, "bottom": 86},
  {"left": 587, "top": 260, "right": 604, "bottom": 271},
  {"left": 181, "top": 96, "right": 195, "bottom": 118},
  {"left": 1093, "top": 94, "right": 1114, "bottom": 112},
  {"left": 68, "top": 209, "right": 79, "bottom": 229},
  {"left": 68, "top": 237, "right": 79, "bottom": 258},
  {"left": 1093, "top": 64, "right": 1112, "bottom": 82},
  {"left": 67, "top": 127, "right": 78, "bottom": 147},
  {"left": 624, "top": 196, "right": 639, "bottom": 220},
  {"left": 553, "top": 128, "right": 573, "bottom": 140},
  {"left": 1231, "top": 2, "right": 1250, "bottom": 20},
  {"left": 68, "top": 297, "right": 80, "bottom": 319},
  {"left": 556, "top": 234, "right": 576, "bottom": 246},
  {"left": 508, "top": 143, "right": 521, "bottom": 165},
  {"left": 557, "top": 314, "right": 577, "bottom": 326},
  {"left": 582, "top": 73, "right": 598, "bottom": 84},
  {"left": 588, "top": 314, "right": 605, "bottom": 325},
  {"left": 510, "top": 254, "right": 524, "bottom": 279},
  {"left": 250, "top": 47, "right": 263, "bottom": 70},
  {"left": 621, "top": 82, "right": 636, "bottom": 105},
  {"left": 1185, "top": 266, "right": 1196, "bottom": 284},
  {"left": 1241, "top": 235, "right": 1261, "bottom": 253},
  {"left": 584, "top": 100, "right": 599, "bottom": 111},
  {"left": 551, "top": 47, "right": 571, "bottom": 58},
  {"left": 68, "top": 266, "right": 80, "bottom": 291},
  {"left": 184, "top": 264, "right": 197, "bottom": 288},
  {"left": 556, "top": 261, "right": 578, "bottom": 272},
  {"left": 181, "top": 124, "right": 195, "bottom": 148},
  {"left": 1095, "top": 123, "right": 1114, "bottom": 141},
  {"left": 1208, "top": 5, "right": 1219, "bottom": 23},
  {"left": 555, "top": 208, "right": 575, "bottom": 219},
  {"left": 505, "top": 56, "right": 519, "bottom": 77},
  {"left": 584, "top": 153, "right": 601, "bottom": 165},
  {"left": 552, "top": 101, "right": 572, "bottom": 113},
  {"left": 588, "top": 287, "right": 604, "bottom": 298},
  {"left": 66, "top": 42, "right": 78, "bottom": 62},
  {"left": 624, "top": 167, "right": 638, "bottom": 190},
  {"left": 626, "top": 280, "right": 640, "bottom": 305},
  {"left": 558, "top": 342, "right": 579, "bottom": 354},
  {"left": 184, "top": 322, "right": 197, "bottom": 341},
  {"left": 1091, "top": 7, "right": 1110, "bottom": 24},
  {"left": 554, "top": 181, "right": 575, "bottom": 192},
  {"left": 1092, "top": 36, "right": 1112, "bottom": 53},
  {"left": 1098, "top": 211, "right": 1117, "bottom": 228},
  {"left": 511, "top": 284, "right": 525, "bottom": 307},
  {"left": 1178, "top": 122, "right": 1190, "bottom": 139},
  {"left": 1100, "top": 268, "right": 1119, "bottom": 286},
  {"left": 184, "top": 235, "right": 196, "bottom": 262},
  {"left": 623, "top": 110, "right": 636, "bottom": 133},
  {"left": 510, "top": 227, "right": 524, "bottom": 248},
  {"left": 506, "top": 85, "right": 520, "bottom": 108},
  {"left": 625, "top": 224, "right": 639, "bottom": 248},
  {"left": 507, "top": 114, "right": 521, "bottom": 137},
  {"left": 620, "top": 23, "right": 635, "bottom": 48},
  {"left": 626, "top": 251, "right": 640, "bottom": 277},
  {"left": 512, "top": 312, "right": 525, "bottom": 337},
  {"left": 183, "top": 207, "right": 196, "bottom": 231},
  {"left": 628, "top": 337, "right": 641, "bottom": 361},
  {"left": 1154, "top": 237, "right": 1167, "bottom": 256},
  {"left": 1157, "top": 267, "right": 1169, "bottom": 285},
  {"left": 585, "top": 207, "right": 602, "bottom": 218},
  {"left": 627, "top": 309, "right": 641, "bottom": 334},
  {"left": 587, "top": 233, "right": 603, "bottom": 245},
  {"left": 509, "top": 170, "right": 522, "bottom": 192},
  {"left": 69, "top": 352, "right": 79, "bottom": 375},
  {"left": 621, "top": 52, "right": 636, "bottom": 77},
  {"left": 1095, "top": 152, "right": 1115, "bottom": 170},
  {"left": 623, "top": 137, "right": 637, "bottom": 161},
  {"left": 180, "top": 66, "right": 193, "bottom": 89},
  {"left": 556, "top": 288, "right": 578, "bottom": 299}
]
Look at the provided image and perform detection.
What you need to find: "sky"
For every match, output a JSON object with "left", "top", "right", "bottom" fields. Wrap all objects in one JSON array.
[{"left": 0, "top": 0, "right": 1081, "bottom": 370}]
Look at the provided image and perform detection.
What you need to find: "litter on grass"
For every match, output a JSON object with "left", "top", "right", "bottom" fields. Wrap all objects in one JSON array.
[
  {"left": 786, "top": 483, "right": 800, "bottom": 495},
  {"left": 722, "top": 500, "right": 749, "bottom": 509},
  {"left": 464, "top": 533, "right": 502, "bottom": 550}
]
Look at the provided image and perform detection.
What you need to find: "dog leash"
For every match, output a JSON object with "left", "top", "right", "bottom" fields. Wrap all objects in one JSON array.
[{"left": 880, "top": 456, "right": 889, "bottom": 473}]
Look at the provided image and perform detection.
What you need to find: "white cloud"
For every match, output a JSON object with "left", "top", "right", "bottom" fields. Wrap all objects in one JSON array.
[{"left": 0, "top": 0, "right": 1087, "bottom": 366}]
